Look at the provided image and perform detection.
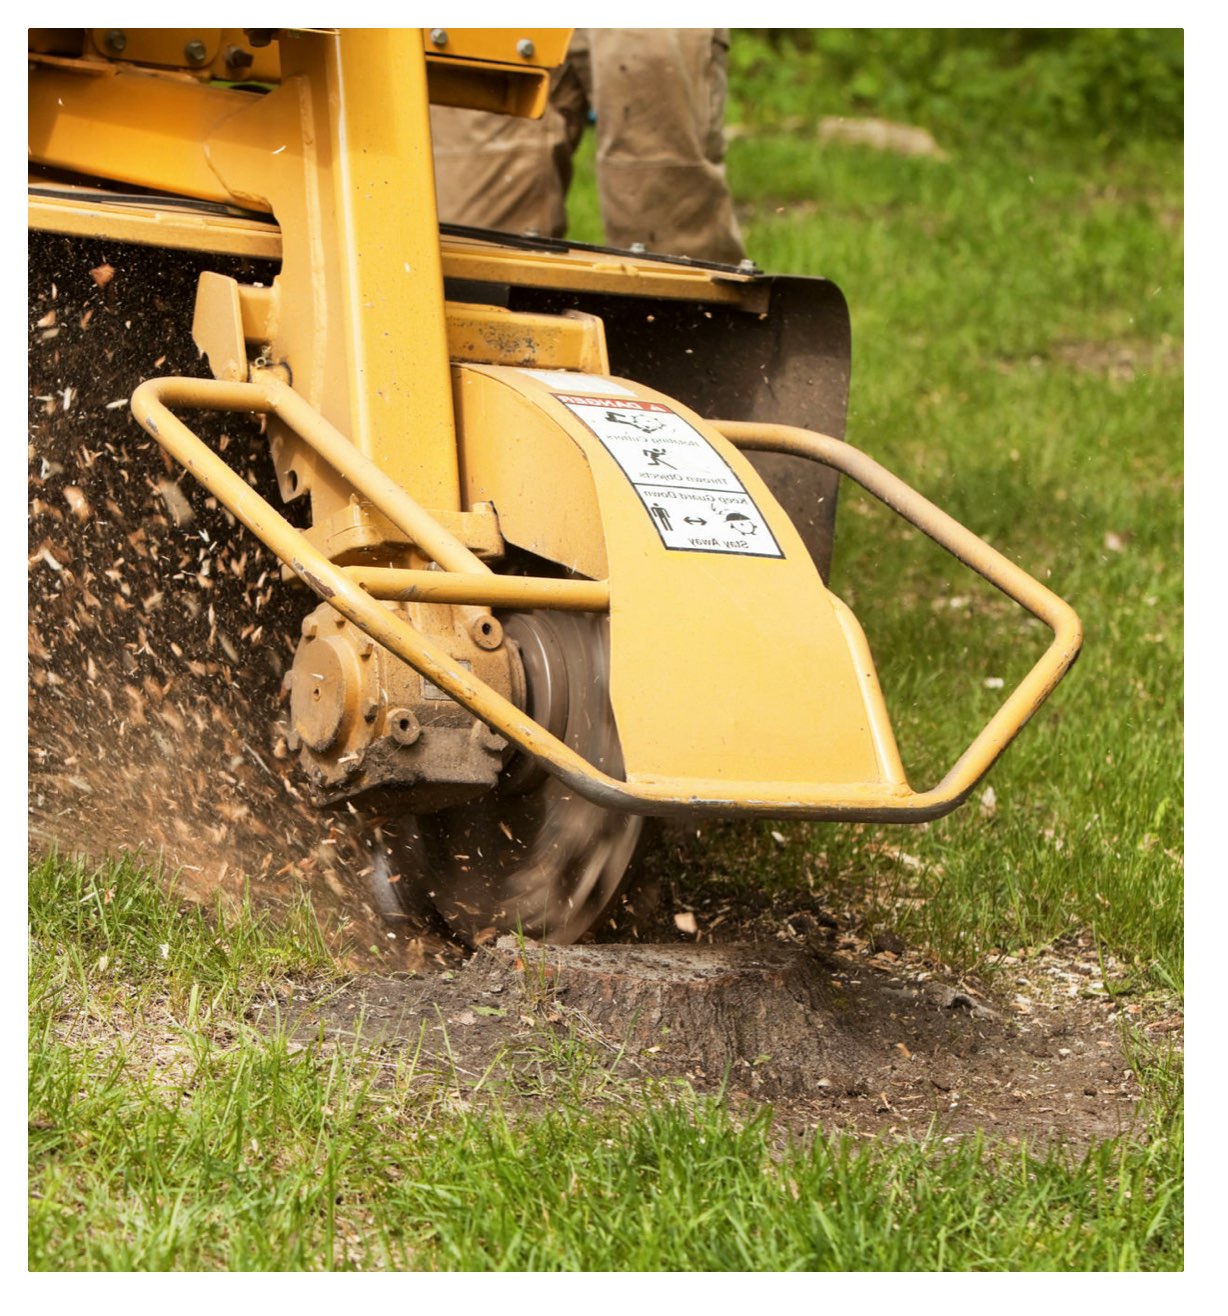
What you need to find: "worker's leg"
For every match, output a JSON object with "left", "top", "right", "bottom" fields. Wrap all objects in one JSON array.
[
  {"left": 429, "top": 43, "right": 588, "bottom": 238},
  {"left": 589, "top": 29, "right": 745, "bottom": 263}
]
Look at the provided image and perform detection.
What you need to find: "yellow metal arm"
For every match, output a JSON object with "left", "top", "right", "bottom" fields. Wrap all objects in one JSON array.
[
  {"left": 347, "top": 566, "right": 609, "bottom": 612},
  {"left": 129, "top": 375, "right": 1081, "bottom": 822},
  {"left": 712, "top": 421, "right": 1084, "bottom": 810}
]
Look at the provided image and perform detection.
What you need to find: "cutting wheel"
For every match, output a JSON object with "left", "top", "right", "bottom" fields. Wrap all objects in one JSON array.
[{"left": 392, "top": 610, "right": 644, "bottom": 945}]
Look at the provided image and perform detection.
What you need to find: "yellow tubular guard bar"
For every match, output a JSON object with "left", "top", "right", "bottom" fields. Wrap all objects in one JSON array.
[{"left": 130, "top": 375, "right": 1082, "bottom": 821}]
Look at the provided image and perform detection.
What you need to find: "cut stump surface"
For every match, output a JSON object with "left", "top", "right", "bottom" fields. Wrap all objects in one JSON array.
[
  {"left": 482, "top": 939, "right": 878, "bottom": 1096},
  {"left": 272, "top": 938, "right": 1146, "bottom": 1145}
]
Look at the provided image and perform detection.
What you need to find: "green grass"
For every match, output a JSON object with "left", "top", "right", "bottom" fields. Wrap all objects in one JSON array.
[
  {"left": 30, "top": 857, "right": 1183, "bottom": 1271},
  {"left": 28, "top": 851, "right": 336, "bottom": 1009}
]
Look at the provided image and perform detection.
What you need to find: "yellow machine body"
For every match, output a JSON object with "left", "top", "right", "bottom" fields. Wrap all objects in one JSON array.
[{"left": 28, "top": 29, "right": 1081, "bottom": 939}]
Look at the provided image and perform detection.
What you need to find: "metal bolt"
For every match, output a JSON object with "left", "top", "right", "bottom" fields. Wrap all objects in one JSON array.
[
  {"left": 224, "top": 45, "right": 254, "bottom": 75},
  {"left": 737, "top": 258, "right": 759, "bottom": 275},
  {"left": 430, "top": 29, "right": 448, "bottom": 48},
  {"left": 387, "top": 708, "right": 421, "bottom": 746},
  {"left": 470, "top": 615, "right": 504, "bottom": 650},
  {"left": 184, "top": 39, "right": 208, "bottom": 66},
  {"left": 104, "top": 30, "right": 126, "bottom": 55},
  {"left": 516, "top": 38, "right": 536, "bottom": 59},
  {"left": 629, "top": 242, "right": 647, "bottom": 255}
]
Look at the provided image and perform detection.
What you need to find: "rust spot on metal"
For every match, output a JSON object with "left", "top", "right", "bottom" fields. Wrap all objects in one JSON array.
[{"left": 292, "top": 560, "right": 335, "bottom": 598}]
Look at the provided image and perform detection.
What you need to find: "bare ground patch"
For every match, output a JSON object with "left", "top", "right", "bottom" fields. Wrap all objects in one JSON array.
[{"left": 263, "top": 933, "right": 1173, "bottom": 1147}]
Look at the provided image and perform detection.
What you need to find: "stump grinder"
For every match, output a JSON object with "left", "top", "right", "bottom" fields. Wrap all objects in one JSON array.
[{"left": 28, "top": 28, "right": 1082, "bottom": 945}]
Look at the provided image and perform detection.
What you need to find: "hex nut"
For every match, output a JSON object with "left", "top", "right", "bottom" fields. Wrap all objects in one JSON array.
[
  {"left": 184, "top": 39, "right": 208, "bottom": 65},
  {"left": 104, "top": 30, "right": 126, "bottom": 55},
  {"left": 517, "top": 38, "right": 536, "bottom": 59},
  {"left": 430, "top": 29, "right": 448, "bottom": 47}
]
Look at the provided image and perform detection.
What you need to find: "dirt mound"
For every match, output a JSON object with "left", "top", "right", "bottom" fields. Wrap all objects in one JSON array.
[
  {"left": 28, "top": 234, "right": 446, "bottom": 972},
  {"left": 271, "top": 938, "right": 1155, "bottom": 1146}
]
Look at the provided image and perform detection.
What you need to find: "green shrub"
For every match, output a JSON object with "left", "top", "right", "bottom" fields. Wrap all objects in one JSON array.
[{"left": 728, "top": 29, "right": 1183, "bottom": 151}]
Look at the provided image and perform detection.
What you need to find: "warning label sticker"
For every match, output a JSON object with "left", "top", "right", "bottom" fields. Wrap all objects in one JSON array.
[
  {"left": 553, "top": 394, "right": 784, "bottom": 559},
  {"left": 519, "top": 369, "right": 637, "bottom": 397}
]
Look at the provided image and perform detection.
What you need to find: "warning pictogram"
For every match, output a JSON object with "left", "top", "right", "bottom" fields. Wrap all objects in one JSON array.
[{"left": 551, "top": 393, "right": 785, "bottom": 559}]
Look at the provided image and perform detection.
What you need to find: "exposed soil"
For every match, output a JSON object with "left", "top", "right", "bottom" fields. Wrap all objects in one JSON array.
[
  {"left": 28, "top": 232, "right": 1180, "bottom": 1146},
  {"left": 262, "top": 915, "right": 1175, "bottom": 1147}
]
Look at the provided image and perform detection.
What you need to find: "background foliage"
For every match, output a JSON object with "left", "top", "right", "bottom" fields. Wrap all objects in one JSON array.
[{"left": 727, "top": 29, "right": 1184, "bottom": 152}]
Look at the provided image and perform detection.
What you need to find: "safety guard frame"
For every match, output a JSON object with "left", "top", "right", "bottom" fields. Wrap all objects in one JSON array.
[{"left": 130, "top": 373, "right": 1082, "bottom": 822}]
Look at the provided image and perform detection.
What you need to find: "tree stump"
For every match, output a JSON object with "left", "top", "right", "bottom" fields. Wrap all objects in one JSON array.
[{"left": 478, "top": 938, "right": 884, "bottom": 1097}]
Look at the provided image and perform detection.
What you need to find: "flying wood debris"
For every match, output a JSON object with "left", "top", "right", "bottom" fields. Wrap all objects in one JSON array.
[{"left": 28, "top": 238, "right": 451, "bottom": 973}]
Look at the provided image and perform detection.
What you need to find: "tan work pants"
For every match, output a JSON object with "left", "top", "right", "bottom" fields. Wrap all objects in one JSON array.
[{"left": 430, "top": 28, "right": 745, "bottom": 265}]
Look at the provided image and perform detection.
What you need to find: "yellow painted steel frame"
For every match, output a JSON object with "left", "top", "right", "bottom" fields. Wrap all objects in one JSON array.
[
  {"left": 31, "top": 27, "right": 565, "bottom": 116},
  {"left": 30, "top": 29, "right": 460, "bottom": 527},
  {"left": 129, "top": 373, "right": 1081, "bottom": 823}
]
